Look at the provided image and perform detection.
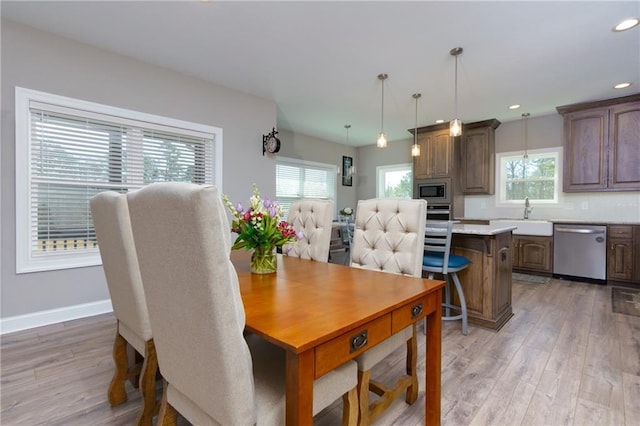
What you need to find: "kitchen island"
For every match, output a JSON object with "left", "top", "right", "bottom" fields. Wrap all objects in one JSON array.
[{"left": 444, "top": 223, "right": 516, "bottom": 331}]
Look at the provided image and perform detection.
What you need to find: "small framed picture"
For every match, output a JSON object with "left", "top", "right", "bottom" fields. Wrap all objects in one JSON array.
[{"left": 342, "top": 156, "right": 353, "bottom": 186}]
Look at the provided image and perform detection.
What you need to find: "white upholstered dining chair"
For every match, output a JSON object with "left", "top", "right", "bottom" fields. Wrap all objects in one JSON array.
[
  {"left": 285, "top": 199, "right": 334, "bottom": 262},
  {"left": 90, "top": 191, "right": 158, "bottom": 426},
  {"left": 349, "top": 198, "right": 427, "bottom": 425},
  {"left": 126, "top": 183, "right": 358, "bottom": 425}
]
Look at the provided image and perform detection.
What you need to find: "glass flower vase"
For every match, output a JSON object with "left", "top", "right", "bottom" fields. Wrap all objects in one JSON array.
[{"left": 250, "top": 246, "right": 277, "bottom": 274}]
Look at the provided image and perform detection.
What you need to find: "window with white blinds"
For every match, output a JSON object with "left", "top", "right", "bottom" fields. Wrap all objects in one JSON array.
[
  {"left": 15, "top": 87, "right": 222, "bottom": 273},
  {"left": 276, "top": 157, "right": 337, "bottom": 217}
]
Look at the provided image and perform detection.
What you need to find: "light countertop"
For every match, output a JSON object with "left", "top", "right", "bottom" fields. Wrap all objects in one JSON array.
[
  {"left": 450, "top": 223, "right": 516, "bottom": 236},
  {"left": 456, "top": 217, "right": 640, "bottom": 226}
]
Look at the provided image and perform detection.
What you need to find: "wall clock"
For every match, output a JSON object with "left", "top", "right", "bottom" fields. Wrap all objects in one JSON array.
[{"left": 262, "top": 127, "right": 281, "bottom": 156}]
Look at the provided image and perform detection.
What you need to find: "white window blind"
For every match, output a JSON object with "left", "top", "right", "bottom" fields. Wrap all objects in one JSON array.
[
  {"left": 16, "top": 87, "right": 222, "bottom": 273},
  {"left": 276, "top": 157, "right": 337, "bottom": 217}
]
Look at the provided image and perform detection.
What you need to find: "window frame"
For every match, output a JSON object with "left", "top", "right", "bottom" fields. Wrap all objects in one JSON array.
[
  {"left": 376, "top": 163, "right": 413, "bottom": 198},
  {"left": 15, "top": 87, "right": 223, "bottom": 273},
  {"left": 276, "top": 156, "right": 338, "bottom": 218},
  {"left": 496, "top": 147, "right": 562, "bottom": 206}
]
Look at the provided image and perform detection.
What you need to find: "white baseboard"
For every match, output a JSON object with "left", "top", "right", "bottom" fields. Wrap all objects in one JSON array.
[{"left": 0, "top": 299, "right": 113, "bottom": 335}]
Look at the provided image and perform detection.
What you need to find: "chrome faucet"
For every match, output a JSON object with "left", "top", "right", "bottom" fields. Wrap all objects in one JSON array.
[{"left": 524, "top": 197, "right": 533, "bottom": 219}]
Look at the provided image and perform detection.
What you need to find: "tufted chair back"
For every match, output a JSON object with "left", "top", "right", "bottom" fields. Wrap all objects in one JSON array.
[
  {"left": 350, "top": 198, "right": 427, "bottom": 277},
  {"left": 285, "top": 199, "right": 334, "bottom": 262}
]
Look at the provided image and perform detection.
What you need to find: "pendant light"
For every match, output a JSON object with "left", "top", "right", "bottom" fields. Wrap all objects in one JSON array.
[
  {"left": 449, "top": 47, "right": 463, "bottom": 137},
  {"left": 411, "top": 93, "right": 421, "bottom": 157},
  {"left": 521, "top": 112, "right": 530, "bottom": 161},
  {"left": 345, "top": 124, "right": 356, "bottom": 177},
  {"left": 377, "top": 73, "right": 388, "bottom": 148}
]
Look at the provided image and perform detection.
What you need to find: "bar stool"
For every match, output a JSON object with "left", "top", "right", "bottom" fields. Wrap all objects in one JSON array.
[{"left": 422, "top": 221, "right": 470, "bottom": 335}]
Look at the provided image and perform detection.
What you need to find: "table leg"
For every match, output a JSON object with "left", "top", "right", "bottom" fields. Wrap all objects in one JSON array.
[
  {"left": 285, "top": 349, "right": 315, "bottom": 425},
  {"left": 425, "top": 288, "right": 442, "bottom": 426}
]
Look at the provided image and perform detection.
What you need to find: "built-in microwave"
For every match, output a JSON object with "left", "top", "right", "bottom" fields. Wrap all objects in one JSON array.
[{"left": 414, "top": 178, "right": 451, "bottom": 204}]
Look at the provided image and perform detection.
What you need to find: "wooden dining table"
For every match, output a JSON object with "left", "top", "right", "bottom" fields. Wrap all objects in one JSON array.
[{"left": 231, "top": 251, "right": 446, "bottom": 425}]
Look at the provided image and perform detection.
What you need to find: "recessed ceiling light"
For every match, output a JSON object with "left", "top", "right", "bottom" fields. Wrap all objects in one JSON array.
[
  {"left": 435, "top": 119, "right": 445, "bottom": 124},
  {"left": 509, "top": 104, "right": 521, "bottom": 110},
  {"left": 614, "top": 18, "right": 639, "bottom": 32},
  {"left": 614, "top": 82, "right": 631, "bottom": 89}
]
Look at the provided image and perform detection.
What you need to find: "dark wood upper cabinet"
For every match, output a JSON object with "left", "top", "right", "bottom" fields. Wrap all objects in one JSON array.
[
  {"left": 609, "top": 102, "right": 640, "bottom": 189},
  {"left": 460, "top": 119, "right": 500, "bottom": 195},
  {"left": 412, "top": 124, "right": 453, "bottom": 179},
  {"left": 557, "top": 94, "right": 640, "bottom": 192}
]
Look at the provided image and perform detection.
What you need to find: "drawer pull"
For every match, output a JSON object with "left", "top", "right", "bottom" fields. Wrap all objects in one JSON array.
[
  {"left": 350, "top": 331, "right": 368, "bottom": 352},
  {"left": 411, "top": 303, "right": 423, "bottom": 319}
]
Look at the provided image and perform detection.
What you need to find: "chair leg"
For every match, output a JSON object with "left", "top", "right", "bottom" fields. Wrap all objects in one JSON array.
[
  {"left": 135, "top": 339, "right": 159, "bottom": 426},
  {"left": 157, "top": 381, "right": 178, "bottom": 426},
  {"left": 342, "top": 386, "right": 359, "bottom": 426},
  {"left": 108, "top": 328, "right": 129, "bottom": 406},
  {"left": 405, "top": 326, "right": 418, "bottom": 404},
  {"left": 130, "top": 350, "right": 144, "bottom": 389},
  {"left": 451, "top": 272, "right": 468, "bottom": 335},
  {"left": 443, "top": 276, "right": 452, "bottom": 317},
  {"left": 356, "top": 369, "right": 371, "bottom": 426}
]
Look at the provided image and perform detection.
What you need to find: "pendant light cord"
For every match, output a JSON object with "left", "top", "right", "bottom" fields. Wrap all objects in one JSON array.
[
  {"left": 414, "top": 94, "right": 419, "bottom": 144},
  {"left": 380, "top": 78, "right": 385, "bottom": 134},
  {"left": 454, "top": 54, "right": 458, "bottom": 119}
]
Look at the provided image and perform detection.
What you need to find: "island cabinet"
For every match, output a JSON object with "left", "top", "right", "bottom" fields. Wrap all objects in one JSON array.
[
  {"left": 607, "top": 225, "right": 640, "bottom": 286},
  {"left": 448, "top": 227, "right": 514, "bottom": 331},
  {"left": 512, "top": 235, "right": 553, "bottom": 274},
  {"left": 557, "top": 94, "right": 640, "bottom": 192},
  {"left": 459, "top": 119, "right": 501, "bottom": 195}
]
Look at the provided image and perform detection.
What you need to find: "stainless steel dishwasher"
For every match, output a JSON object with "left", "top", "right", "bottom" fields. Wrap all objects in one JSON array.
[{"left": 553, "top": 224, "right": 607, "bottom": 282}]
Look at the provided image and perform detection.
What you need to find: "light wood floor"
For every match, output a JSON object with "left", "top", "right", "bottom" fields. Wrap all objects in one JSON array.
[{"left": 2, "top": 277, "right": 639, "bottom": 425}]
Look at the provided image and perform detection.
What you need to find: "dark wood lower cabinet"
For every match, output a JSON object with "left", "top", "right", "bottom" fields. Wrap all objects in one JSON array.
[
  {"left": 607, "top": 225, "right": 639, "bottom": 286},
  {"left": 513, "top": 235, "right": 553, "bottom": 274}
]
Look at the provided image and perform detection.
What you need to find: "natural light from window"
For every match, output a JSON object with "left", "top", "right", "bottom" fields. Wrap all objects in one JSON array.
[
  {"left": 497, "top": 148, "right": 561, "bottom": 205},
  {"left": 376, "top": 163, "right": 413, "bottom": 198},
  {"left": 15, "top": 87, "right": 222, "bottom": 273}
]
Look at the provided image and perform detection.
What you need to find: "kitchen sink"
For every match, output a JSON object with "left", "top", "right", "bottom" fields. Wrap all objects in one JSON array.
[{"left": 489, "top": 219, "right": 553, "bottom": 236}]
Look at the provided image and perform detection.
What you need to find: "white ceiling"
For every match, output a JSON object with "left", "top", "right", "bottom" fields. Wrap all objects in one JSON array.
[{"left": 2, "top": 1, "right": 639, "bottom": 146}]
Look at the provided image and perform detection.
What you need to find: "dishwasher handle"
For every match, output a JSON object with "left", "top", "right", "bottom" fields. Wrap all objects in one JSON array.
[{"left": 555, "top": 227, "right": 605, "bottom": 235}]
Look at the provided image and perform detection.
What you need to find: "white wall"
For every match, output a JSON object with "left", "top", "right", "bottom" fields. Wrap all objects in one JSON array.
[
  {"left": 1, "top": 20, "right": 277, "bottom": 321},
  {"left": 356, "top": 138, "right": 413, "bottom": 200},
  {"left": 463, "top": 113, "right": 640, "bottom": 222}
]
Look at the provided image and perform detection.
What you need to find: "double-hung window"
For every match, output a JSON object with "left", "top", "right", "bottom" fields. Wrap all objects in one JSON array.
[
  {"left": 276, "top": 157, "right": 337, "bottom": 217},
  {"left": 15, "top": 87, "right": 222, "bottom": 273},
  {"left": 496, "top": 147, "right": 561, "bottom": 205}
]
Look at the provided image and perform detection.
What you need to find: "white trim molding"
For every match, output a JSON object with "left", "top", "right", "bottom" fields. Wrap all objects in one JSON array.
[{"left": 0, "top": 299, "right": 113, "bottom": 335}]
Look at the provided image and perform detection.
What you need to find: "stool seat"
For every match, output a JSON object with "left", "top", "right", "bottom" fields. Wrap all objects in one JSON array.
[{"left": 423, "top": 252, "right": 470, "bottom": 270}]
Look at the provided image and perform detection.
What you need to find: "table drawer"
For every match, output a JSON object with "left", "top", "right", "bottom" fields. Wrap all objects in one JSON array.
[
  {"left": 315, "top": 315, "right": 391, "bottom": 378},
  {"left": 391, "top": 295, "right": 437, "bottom": 334}
]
